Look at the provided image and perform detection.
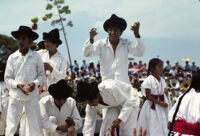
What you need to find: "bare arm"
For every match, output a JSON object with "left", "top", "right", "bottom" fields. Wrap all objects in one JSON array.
[{"left": 146, "top": 89, "right": 168, "bottom": 108}]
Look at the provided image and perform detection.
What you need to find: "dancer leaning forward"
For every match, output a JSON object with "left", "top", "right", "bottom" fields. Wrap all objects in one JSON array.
[{"left": 76, "top": 79, "right": 140, "bottom": 136}]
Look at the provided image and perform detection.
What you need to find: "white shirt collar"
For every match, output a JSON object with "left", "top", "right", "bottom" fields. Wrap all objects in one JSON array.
[{"left": 13, "top": 48, "right": 33, "bottom": 58}]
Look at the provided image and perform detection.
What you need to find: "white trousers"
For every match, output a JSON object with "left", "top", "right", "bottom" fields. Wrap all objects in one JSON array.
[
  {"left": 0, "top": 96, "right": 9, "bottom": 135},
  {"left": 5, "top": 97, "right": 42, "bottom": 136},
  {"left": 19, "top": 111, "right": 27, "bottom": 136},
  {"left": 100, "top": 107, "right": 139, "bottom": 136}
]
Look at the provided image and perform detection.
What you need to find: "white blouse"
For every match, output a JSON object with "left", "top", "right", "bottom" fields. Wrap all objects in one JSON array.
[
  {"left": 168, "top": 88, "right": 200, "bottom": 124},
  {"left": 141, "top": 75, "right": 167, "bottom": 96}
]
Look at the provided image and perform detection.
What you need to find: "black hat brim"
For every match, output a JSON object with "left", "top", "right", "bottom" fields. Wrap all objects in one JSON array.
[
  {"left": 43, "top": 33, "right": 62, "bottom": 45},
  {"left": 49, "top": 80, "right": 72, "bottom": 99},
  {"left": 103, "top": 17, "right": 127, "bottom": 32},
  {"left": 76, "top": 82, "right": 99, "bottom": 102},
  {"left": 11, "top": 31, "right": 38, "bottom": 40}
]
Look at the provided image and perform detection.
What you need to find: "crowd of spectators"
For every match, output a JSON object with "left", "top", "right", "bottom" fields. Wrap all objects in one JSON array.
[{"left": 68, "top": 59, "right": 199, "bottom": 106}]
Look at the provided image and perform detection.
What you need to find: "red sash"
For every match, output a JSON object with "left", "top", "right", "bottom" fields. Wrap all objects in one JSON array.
[
  {"left": 173, "top": 119, "right": 200, "bottom": 136},
  {"left": 151, "top": 94, "right": 164, "bottom": 110}
]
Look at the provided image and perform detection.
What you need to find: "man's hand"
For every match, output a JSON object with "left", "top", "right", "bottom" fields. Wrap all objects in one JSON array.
[
  {"left": 27, "top": 82, "right": 35, "bottom": 92},
  {"left": 17, "top": 84, "right": 28, "bottom": 95},
  {"left": 44, "top": 62, "right": 53, "bottom": 72},
  {"left": 111, "top": 118, "right": 121, "bottom": 131},
  {"left": 130, "top": 22, "right": 140, "bottom": 38},
  {"left": 56, "top": 123, "right": 68, "bottom": 133},
  {"left": 65, "top": 117, "right": 75, "bottom": 127},
  {"left": 133, "top": 127, "right": 146, "bottom": 136},
  {"left": 89, "top": 28, "right": 97, "bottom": 43}
]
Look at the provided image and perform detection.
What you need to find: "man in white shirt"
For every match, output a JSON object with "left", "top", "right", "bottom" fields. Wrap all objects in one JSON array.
[
  {"left": 82, "top": 14, "right": 143, "bottom": 135},
  {"left": 4, "top": 25, "right": 45, "bottom": 136},
  {"left": 76, "top": 80, "right": 140, "bottom": 136},
  {"left": 83, "top": 14, "right": 145, "bottom": 83},
  {"left": 38, "top": 29, "right": 69, "bottom": 89},
  {"left": 40, "top": 79, "right": 82, "bottom": 136}
]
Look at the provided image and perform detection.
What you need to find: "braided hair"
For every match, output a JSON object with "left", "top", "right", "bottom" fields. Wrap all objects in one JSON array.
[{"left": 168, "top": 70, "right": 200, "bottom": 136}]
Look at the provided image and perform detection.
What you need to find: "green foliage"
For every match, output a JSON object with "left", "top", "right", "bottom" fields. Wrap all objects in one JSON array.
[
  {"left": 46, "top": 3, "right": 53, "bottom": 10},
  {"left": 57, "top": 0, "right": 64, "bottom": 4},
  {"left": 67, "top": 21, "right": 73, "bottom": 27},
  {"left": 59, "top": 6, "right": 70, "bottom": 14},
  {"left": 0, "top": 34, "right": 37, "bottom": 63},
  {"left": 0, "top": 34, "right": 17, "bottom": 63},
  {"left": 51, "top": 20, "right": 56, "bottom": 26},
  {"left": 46, "top": 13, "right": 53, "bottom": 19},
  {"left": 43, "top": 0, "right": 73, "bottom": 28}
]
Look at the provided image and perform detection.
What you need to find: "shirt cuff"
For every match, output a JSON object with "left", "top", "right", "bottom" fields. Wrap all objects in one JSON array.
[
  {"left": 12, "top": 81, "right": 19, "bottom": 89},
  {"left": 33, "top": 79, "right": 40, "bottom": 88},
  {"left": 118, "top": 113, "right": 128, "bottom": 123},
  {"left": 52, "top": 124, "right": 58, "bottom": 132},
  {"left": 135, "top": 38, "right": 142, "bottom": 41}
]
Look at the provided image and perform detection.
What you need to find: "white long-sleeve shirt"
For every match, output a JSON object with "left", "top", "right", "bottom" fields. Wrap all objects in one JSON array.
[
  {"left": 39, "top": 95, "right": 82, "bottom": 133},
  {"left": 37, "top": 50, "right": 69, "bottom": 87},
  {"left": 168, "top": 88, "right": 200, "bottom": 136},
  {"left": 168, "top": 88, "right": 200, "bottom": 123},
  {"left": 4, "top": 49, "right": 45, "bottom": 101},
  {"left": 83, "top": 37, "right": 145, "bottom": 83},
  {"left": 83, "top": 79, "right": 140, "bottom": 135}
]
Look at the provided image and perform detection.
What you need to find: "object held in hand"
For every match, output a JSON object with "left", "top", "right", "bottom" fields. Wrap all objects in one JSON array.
[
  {"left": 65, "top": 117, "right": 75, "bottom": 127},
  {"left": 67, "top": 126, "right": 77, "bottom": 136},
  {"left": 130, "top": 22, "right": 139, "bottom": 30},
  {"left": 26, "top": 85, "right": 32, "bottom": 92},
  {"left": 23, "top": 85, "right": 31, "bottom": 95}
]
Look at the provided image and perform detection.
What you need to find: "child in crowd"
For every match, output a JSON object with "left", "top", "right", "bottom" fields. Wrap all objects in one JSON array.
[{"left": 137, "top": 58, "right": 171, "bottom": 136}]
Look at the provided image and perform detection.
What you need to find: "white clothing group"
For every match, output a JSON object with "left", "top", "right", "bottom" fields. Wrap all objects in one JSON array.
[{"left": 1, "top": 34, "right": 199, "bottom": 136}]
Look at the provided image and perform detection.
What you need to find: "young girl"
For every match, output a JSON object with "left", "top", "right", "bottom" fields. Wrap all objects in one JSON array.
[
  {"left": 168, "top": 71, "right": 200, "bottom": 136},
  {"left": 137, "top": 58, "right": 171, "bottom": 136}
]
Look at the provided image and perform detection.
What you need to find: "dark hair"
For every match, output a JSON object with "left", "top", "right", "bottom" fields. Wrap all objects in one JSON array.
[
  {"left": 88, "top": 62, "right": 94, "bottom": 69},
  {"left": 88, "top": 83, "right": 99, "bottom": 101},
  {"left": 76, "top": 81, "right": 99, "bottom": 102},
  {"left": 168, "top": 70, "right": 200, "bottom": 136},
  {"left": 147, "top": 58, "right": 163, "bottom": 76},
  {"left": 0, "top": 63, "right": 6, "bottom": 81}
]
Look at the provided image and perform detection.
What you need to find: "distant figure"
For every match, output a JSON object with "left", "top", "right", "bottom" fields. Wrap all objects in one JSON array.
[
  {"left": 81, "top": 60, "right": 87, "bottom": 70},
  {"left": 73, "top": 60, "right": 79, "bottom": 72},
  {"left": 164, "top": 60, "right": 172, "bottom": 72}
]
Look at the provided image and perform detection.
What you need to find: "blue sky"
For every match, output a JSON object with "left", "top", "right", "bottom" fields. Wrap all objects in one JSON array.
[{"left": 1, "top": 0, "right": 200, "bottom": 66}]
